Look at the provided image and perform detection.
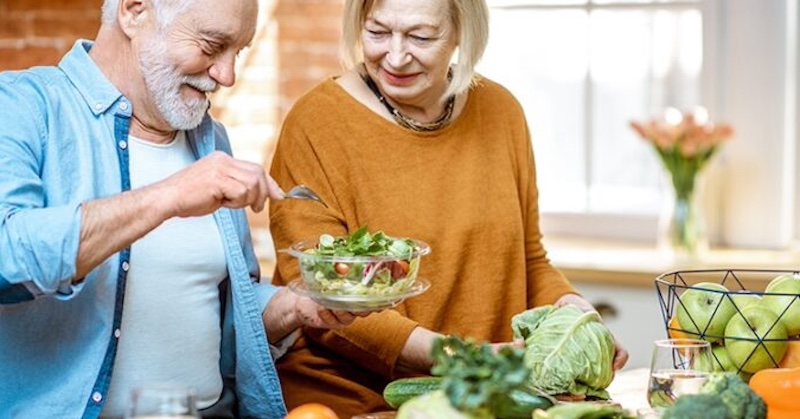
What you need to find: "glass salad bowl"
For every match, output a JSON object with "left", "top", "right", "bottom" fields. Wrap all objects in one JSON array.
[{"left": 283, "top": 228, "right": 431, "bottom": 312}]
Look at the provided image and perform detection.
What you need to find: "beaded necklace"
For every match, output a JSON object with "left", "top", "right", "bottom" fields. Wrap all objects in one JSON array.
[{"left": 360, "top": 70, "right": 455, "bottom": 132}]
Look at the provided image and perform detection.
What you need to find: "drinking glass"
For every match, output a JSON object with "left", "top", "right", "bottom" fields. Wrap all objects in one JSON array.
[
  {"left": 126, "top": 385, "right": 200, "bottom": 419},
  {"left": 647, "top": 338, "right": 713, "bottom": 409}
]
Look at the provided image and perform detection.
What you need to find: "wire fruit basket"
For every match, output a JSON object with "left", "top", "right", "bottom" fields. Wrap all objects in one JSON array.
[{"left": 655, "top": 269, "right": 800, "bottom": 377}]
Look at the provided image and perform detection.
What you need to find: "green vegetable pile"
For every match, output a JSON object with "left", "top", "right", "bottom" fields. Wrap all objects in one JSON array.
[
  {"left": 532, "top": 403, "right": 634, "bottom": 419},
  {"left": 662, "top": 372, "right": 766, "bottom": 419},
  {"left": 389, "top": 305, "right": 626, "bottom": 418},
  {"left": 512, "top": 305, "right": 616, "bottom": 399},
  {"left": 431, "top": 337, "right": 530, "bottom": 416},
  {"left": 298, "top": 227, "right": 424, "bottom": 296},
  {"left": 395, "top": 336, "right": 549, "bottom": 419},
  {"left": 662, "top": 394, "right": 731, "bottom": 419}
]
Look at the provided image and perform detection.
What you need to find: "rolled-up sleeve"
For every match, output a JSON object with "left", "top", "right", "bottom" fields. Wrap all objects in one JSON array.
[
  {"left": 0, "top": 75, "right": 83, "bottom": 303},
  {"left": 1, "top": 206, "right": 83, "bottom": 301}
]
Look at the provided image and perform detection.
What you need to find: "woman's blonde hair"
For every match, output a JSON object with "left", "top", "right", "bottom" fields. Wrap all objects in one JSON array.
[{"left": 341, "top": 0, "right": 489, "bottom": 98}]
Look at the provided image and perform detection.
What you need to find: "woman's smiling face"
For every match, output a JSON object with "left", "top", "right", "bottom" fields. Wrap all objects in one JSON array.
[{"left": 361, "top": 0, "right": 458, "bottom": 111}]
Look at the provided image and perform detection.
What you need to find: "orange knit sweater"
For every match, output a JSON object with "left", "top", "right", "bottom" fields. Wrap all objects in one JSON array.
[{"left": 268, "top": 76, "right": 577, "bottom": 417}]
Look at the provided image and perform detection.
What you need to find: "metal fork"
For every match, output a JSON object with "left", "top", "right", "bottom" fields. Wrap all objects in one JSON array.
[{"left": 284, "top": 184, "right": 328, "bottom": 207}]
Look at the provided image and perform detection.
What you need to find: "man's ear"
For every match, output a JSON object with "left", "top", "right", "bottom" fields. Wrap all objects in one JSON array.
[{"left": 117, "top": 0, "right": 150, "bottom": 38}]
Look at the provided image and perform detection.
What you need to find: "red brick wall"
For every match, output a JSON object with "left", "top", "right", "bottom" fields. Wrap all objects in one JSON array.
[
  {"left": 0, "top": 0, "right": 345, "bottom": 268},
  {"left": 274, "top": 0, "right": 344, "bottom": 120},
  {"left": 0, "top": 0, "right": 101, "bottom": 70},
  {"left": 0, "top": 0, "right": 345, "bottom": 109}
]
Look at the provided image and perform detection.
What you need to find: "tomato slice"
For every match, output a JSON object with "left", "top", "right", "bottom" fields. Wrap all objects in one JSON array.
[{"left": 390, "top": 260, "right": 410, "bottom": 279}]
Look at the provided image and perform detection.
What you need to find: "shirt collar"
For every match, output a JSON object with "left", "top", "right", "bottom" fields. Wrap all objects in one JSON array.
[
  {"left": 58, "top": 39, "right": 217, "bottom": 149},
  {"left": 58, "top": 39, "right": 124, "bottom": 116}
]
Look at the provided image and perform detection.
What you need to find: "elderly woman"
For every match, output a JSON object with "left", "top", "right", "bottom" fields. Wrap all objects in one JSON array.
[{"left": 268, "top": 0, "right": 629, "bottom": 416}]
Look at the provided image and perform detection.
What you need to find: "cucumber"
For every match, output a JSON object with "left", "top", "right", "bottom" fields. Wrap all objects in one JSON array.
[
  {"left": 383, "top": 376, "right": 443, "bottom": 409},
  {"left": 383, "top": 377, "right": 553, "bottom": 417}
]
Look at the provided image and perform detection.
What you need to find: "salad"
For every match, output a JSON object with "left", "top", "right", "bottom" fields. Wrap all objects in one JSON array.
[{"left": 294, "top": 227, "right": 429, "bottom": 297}]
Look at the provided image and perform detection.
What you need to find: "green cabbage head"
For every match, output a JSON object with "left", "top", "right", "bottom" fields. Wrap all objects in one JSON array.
[{"left": 512, "top": 305, "right": 615, "bottom": 398}]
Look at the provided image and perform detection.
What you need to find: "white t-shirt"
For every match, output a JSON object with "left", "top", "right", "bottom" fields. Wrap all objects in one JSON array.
[{"left": 102, "top": 132, "right": 227, "bottom": 416}]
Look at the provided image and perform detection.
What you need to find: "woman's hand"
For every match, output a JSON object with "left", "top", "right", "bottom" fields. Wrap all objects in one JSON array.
[
  {"left": 489, "top": 339, "right": 525, "bottom": 354},
  {"left": 611, "top": 340, "right": 629, "bottom": 370},
  {"left": 396, "top": 327, "right": 442, "bottom": 375},
  {"left": 554, "top": 293, "right": 596, "bottom": 313},
  {"left": 554, "top": 293, "right": 630, "bottom": 370}
]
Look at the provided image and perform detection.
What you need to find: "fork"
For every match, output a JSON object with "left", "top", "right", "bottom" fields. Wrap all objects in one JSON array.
[{"left": 284, "top": 184, "right": 328, "bottom": 207}]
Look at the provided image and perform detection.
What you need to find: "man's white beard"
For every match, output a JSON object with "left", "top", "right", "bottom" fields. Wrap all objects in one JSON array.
[{"left": 138, "top": 38, "right": 218, "bottom": 130}]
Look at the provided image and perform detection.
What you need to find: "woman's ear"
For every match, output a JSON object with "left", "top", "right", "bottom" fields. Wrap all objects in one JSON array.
[{"left": 117, "top": 0, "right": 149, "bottom": 38}]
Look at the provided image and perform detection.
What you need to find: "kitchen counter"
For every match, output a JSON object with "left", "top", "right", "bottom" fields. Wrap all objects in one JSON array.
[
  {"left": 545, "top": 237, "right": 800, "bottom": 291},
  {"left": 545, "top": 237, "right": 800, "bottom": 368},
  {"left": 607, "top": 367, "right": 651, "bottom": 413}
]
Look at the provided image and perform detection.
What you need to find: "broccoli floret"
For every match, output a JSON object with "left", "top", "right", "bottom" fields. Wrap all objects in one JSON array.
[
  {"left": 662, "top": 394, "right": 732, "bottom": 419},
  {"left": 700, "top": 372, "right": 766, "bottom": 419}
]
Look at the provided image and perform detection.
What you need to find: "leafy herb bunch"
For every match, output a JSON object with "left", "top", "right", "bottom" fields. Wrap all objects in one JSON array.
[{"left": 431, "top": 336, "right": 531, "bottom": 416}]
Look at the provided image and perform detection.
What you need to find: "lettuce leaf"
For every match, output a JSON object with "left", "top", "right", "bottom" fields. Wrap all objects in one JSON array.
[{"left": 512, "top": 305, "right": 616, "bottom": 398}]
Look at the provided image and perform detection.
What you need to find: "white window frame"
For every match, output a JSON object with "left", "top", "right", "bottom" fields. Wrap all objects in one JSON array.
[{"left": 488, "top": 0, "right": 798, "bottom": 249}]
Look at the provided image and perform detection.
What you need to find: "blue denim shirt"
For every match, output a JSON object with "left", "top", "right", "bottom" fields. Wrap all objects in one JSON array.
[{"left": 0, "top": 40, "right": 288, "bottom": 419}]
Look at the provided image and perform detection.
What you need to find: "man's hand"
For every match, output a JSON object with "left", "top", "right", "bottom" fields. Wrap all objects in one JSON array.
[
  {"left": 263, "top": 287, "right": 370, "bottom": 344},
  {"left": 294, "top": 296, "right": 363, "bottom": 329},
  {"left": 158, "top": 151, "right": 284, "bottom": 217},
  {"left": 76, "top": 151, "right": 283, "bottom": 280}
]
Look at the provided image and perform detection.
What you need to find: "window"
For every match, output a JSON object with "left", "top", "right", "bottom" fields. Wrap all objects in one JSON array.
[{"left": 478, "top": 0, "right": 799, "bottom": 248}]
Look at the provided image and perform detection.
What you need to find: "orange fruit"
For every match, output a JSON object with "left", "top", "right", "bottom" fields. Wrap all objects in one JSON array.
[
  {"left": 668, "top": 315, "right": 693, "bottom": 340},
  {"left": 778, "top": 340, "right": 800, "bottom": 368},
  {"left": 285, "top": 403, "right": 340, "bottom": 419}
]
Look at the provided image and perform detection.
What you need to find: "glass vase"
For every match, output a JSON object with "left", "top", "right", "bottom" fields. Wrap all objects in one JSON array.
[{"left": 658, "top": 174, "right": 708, "bottom": 262}]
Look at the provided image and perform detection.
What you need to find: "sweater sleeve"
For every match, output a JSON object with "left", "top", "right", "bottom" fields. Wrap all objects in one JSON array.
[{"left": 268, "top": 92, "right": 419, "bottom": 377}]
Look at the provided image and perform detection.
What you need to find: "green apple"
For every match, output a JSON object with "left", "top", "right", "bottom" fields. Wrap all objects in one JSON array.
[
  {"left": 761, "top": 273, "right": 800, "bottom": 336},
  {"left": 724, "top": 304, "right": 788, "bottom": 373},
  {"left": 676, "top": 282, "right": 736, "bottom": 342},
  {"left": 694, "top": 345, "right": 753, "bottom": 382},
  {"left": 696, "top": 345, "right": 734, "bottom": 372},
  {"left": 730, "top": 292, "right": 761, "bottom": 312}
]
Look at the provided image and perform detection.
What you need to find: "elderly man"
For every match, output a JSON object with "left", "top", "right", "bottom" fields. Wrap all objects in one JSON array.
[{"left": 0, "top": 0, "right": 354, "bottom": 417}]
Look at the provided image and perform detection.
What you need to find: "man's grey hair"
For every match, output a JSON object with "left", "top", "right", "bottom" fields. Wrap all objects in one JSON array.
[{"left": 101, "top": 0, "right": 194, "bottom": 28}]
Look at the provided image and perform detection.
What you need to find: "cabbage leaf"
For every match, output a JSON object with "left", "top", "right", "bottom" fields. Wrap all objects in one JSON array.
[{"left": 511, "top": 305, "right": 615, "bottom": 398}]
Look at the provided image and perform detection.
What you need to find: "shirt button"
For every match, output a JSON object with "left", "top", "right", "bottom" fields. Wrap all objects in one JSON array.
[
  {"left": 114, "top": 329, "right": 121, "bottom": 339},
  {"left": 119, "top": 102, "right": 129, "bottom": 111},
  {"left": 92, "top": 392, "right": 102, "bottom": 403},
  {"left": 118, "top": 140, "right": 128, "bottom": 150},
  {"left": 94, "top": 103, "right": 102, "bottom": 110},
  {"left": 121, "top": 261, "right": 130, "bottom": 272}
]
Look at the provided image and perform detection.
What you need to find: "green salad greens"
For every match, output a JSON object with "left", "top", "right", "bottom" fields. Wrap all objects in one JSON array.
[{"left": 298, "top": 227, "right": 425, "bottom": 296}]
